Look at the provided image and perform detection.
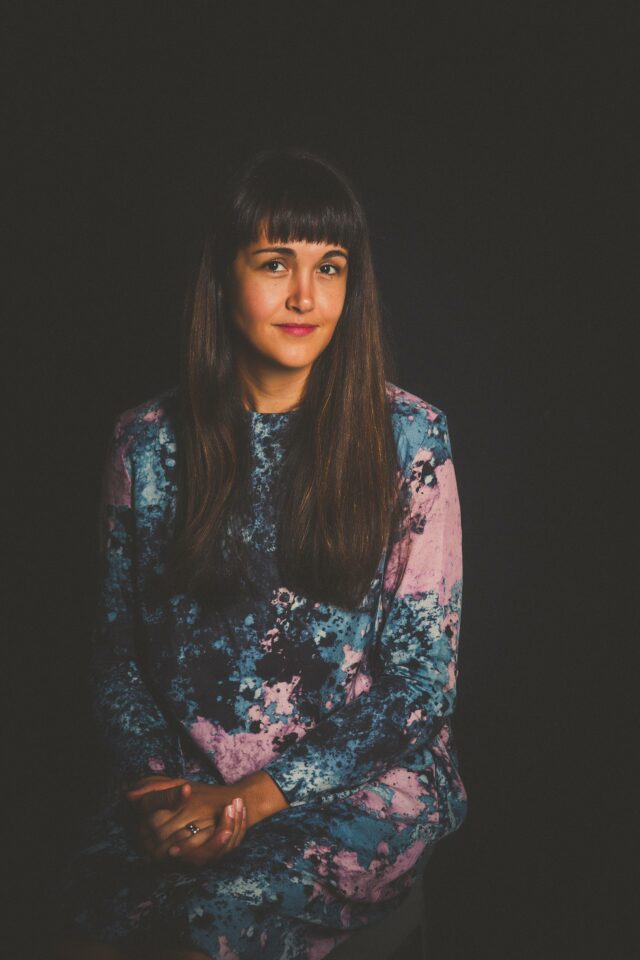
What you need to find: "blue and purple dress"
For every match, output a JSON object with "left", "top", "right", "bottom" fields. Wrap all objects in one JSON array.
[{"left": 59, "top": 381, "right": 467, "bottom": 959}]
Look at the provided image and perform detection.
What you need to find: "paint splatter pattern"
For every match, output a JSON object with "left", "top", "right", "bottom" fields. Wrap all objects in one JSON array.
[{"left": 58, "top": 381, "right": 467, "bottom": 959}]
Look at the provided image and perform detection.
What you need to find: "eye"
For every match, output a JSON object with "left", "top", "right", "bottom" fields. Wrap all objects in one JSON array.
[
  {"left": 319, "top": 262, "right": 341, "bottom": 276},
  {"left": 262, "top": 259, "right": 286, "bottom": 273}
]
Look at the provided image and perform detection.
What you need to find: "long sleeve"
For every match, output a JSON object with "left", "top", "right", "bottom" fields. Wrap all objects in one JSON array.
[
  {"left": 262, "top": 409, "right": 463, "bottom": 807},
  {"left": 88, "top": 413, "right": 185, "bottom": 791}
]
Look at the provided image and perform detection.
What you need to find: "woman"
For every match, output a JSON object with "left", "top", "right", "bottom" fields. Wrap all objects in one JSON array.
[{"left": 54, "top": 146, "right": 468, "bottom": 960}]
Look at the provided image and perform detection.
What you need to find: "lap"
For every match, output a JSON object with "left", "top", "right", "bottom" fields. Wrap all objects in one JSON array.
[{"left": 55, "top": 787, "right": 426, "bottom": 957}]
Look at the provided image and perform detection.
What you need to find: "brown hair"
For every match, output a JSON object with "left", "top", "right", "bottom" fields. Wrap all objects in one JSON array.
[{"left": 163, "top": 145, "right": 408, "bottom": 611}]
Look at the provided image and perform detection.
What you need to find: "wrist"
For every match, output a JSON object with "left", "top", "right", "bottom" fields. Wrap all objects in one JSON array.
[{"left": 234, "top": 771, "right": 289, "bottom": 829}]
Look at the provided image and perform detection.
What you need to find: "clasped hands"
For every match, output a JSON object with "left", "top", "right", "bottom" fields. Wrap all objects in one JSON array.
[
  {"left": 125, "top": 776, "right": 248, "bottom": 867},
  {"left": 125, "top": 770, "right": 289, "bottom": 868}
]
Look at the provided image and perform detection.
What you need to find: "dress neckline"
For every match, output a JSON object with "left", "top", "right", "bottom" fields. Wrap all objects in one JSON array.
[{"left": 243, "top": 409, "right": 297, "bottom": 420}]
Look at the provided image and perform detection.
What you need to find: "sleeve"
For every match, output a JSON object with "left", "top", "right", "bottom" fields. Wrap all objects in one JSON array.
[
  {"left": 261, "top": 410, "right": 463, "bottom": 807},
  {"left": 87, "top": 414, "right": 185, "bottom": 791}
]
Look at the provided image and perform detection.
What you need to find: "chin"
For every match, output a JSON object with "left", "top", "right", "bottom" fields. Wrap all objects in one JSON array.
[{"left": 269, "top": 351, "right": 317, "bottom": 369}]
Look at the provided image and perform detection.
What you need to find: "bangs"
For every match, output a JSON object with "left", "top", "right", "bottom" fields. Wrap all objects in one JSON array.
[{"left": 229, "top": 151, "right": 363, "bottom": 254}]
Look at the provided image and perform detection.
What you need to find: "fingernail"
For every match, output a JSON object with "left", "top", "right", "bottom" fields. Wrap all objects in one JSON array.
[
  {"left": 169, "top": 846, "right": 180, "bottom": 856},
  {"left": 233, "top": 797, "right": 243, "bottom": 813},
  {"left": 221, "top": 831, "right": 232, "bottom": 843},
  {"left": 226, "top": 803, "right": 235, "bottom": 819}
]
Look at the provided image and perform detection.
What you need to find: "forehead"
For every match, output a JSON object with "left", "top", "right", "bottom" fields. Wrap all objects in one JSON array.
[{"left": 250, "top": 221, "right": 348, "bottom": 252}]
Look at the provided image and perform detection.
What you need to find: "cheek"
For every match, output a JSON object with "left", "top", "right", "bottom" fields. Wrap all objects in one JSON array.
[
  {"left": 327, "top": 274, "right": 348, "bottom": 306},
  {"left": 237, "top": 280, "right": 278, "bottom": 325},
  {"left": 323, "top": 284, "right": 347, "bottom": 324}
]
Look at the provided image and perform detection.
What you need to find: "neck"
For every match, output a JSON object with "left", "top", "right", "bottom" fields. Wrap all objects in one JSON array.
[{"left": 234, "top": 352, "right": 310, "bottom": 414}]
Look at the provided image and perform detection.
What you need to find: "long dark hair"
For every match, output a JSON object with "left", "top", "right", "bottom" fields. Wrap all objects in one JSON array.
[{"left": 163, "top": 145, "right": 409, "bottom": 611}]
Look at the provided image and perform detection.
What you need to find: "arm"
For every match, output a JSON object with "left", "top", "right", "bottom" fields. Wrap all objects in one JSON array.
[
  {"left": 88, "top": 413, "right": 185, "bottom": 791},
  {"left": 262, "top": 410, "right": 463, "bottom": 807}
]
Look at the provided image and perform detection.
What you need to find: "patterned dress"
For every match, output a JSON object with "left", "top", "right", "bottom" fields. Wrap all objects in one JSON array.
[{"left": 57, "top": 381, "right": 468, "bottom": 959}]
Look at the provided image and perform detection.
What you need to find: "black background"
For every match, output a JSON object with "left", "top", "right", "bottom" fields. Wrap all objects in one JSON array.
[{"left": 6, "top": 2, "right": 636, "bottom": 957}]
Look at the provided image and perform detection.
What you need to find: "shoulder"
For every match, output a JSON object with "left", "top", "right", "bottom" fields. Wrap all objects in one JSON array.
[
  {"left": 112, "top": 385, "right": 179, "bottom": 458},
  {"left": 106, "top": 388, "right": 179, "bottom": 511},
  {"left": 385, "top": 380, "right": 452, "bottom": 469},
  {"left": 109, "top": 381, "right": 453, "bottom": 470}
]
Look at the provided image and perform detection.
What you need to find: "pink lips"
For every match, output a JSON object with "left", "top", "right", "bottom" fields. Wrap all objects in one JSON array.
[{"left": 275, "top": 324, "right": 317, "bottom": 336}]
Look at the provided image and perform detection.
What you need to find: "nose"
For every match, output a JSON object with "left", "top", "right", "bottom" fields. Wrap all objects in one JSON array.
[{"left": 285, "top": 270, "right": 314, "bottom": 314}]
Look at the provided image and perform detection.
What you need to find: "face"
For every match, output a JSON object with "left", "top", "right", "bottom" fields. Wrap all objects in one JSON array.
[{"left": 228, "top": 226, "right": 349, "bottom": 380}]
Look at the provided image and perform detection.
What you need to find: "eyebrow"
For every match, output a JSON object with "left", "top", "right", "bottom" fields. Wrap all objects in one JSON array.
[{"left": 251, "top": 246, "right": 349, "bottom": 261}]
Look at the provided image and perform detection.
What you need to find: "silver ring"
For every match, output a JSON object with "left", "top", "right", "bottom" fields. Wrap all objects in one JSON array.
[{"left": 185, "top": 821, "right": 201, "bottom": 836}]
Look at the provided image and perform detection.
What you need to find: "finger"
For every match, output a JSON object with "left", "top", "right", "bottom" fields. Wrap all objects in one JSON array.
[
  {"left": 126, "top": 778, "right": 188, "bottom": 800},
  {"left": 163, "top": 821, "right": 216, "bottom": 859},
  {"left": 138, "top": 784, "right": 190, "bottom": 816},
  {"left": 126, "top": 777, "right": 188, "bottom": 799},
  {"left": 142, "top": 804, "right": 205, "bottom": 851},
  {"left": 127, "top": 775, "right": 178, "bottom": 792},
  {"left": 211, "top": 800, "right": 243, "bottom": 858},
  {"left": 138, "top": 817, "right": 169, "bottom": 862},
  {"left": 218, "top": 801, "right": 238, "bottom": 852},
  {"left": 143, "top": 808, "right": 177, "bottom": 833},
  {"left": 225, "top": 798, "right": 244, "bottom": 851},
  {"left": 136, "top": 804, "right": 186, "bottom": 856},
  {"left": 173, "top": 826, "right": 234, "bottom": 866},
  {"left": 148, "top": 820, "right": 216, "bottom": 862},
  {"left": 165, "top": 801, "right": 234, "bottom": 855},
  {"left": 224, "top": 798, "right": 247, "bottom": 853},
  {"left": 140, "top": 784, "right": 190, "bottom": 814},
  {"left": 215, "top": 801, "right": 239, "bottom": 853},
  {"left": 232, "top": 801, "right": 248, "bottom": 850},
  {"left": 131, "top": 786, "right": 181, "bottom": 818},
  {"left": 151, "top": 794, "right": 216, "bottom": 843},
  {"left": 167, "top": 804, "right": 236, "bottom": 861}
]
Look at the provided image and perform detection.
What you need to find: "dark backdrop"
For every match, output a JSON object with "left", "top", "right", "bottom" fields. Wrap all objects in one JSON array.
[{"left": 6, "top": 3, "right": 635, "bottom": 958}]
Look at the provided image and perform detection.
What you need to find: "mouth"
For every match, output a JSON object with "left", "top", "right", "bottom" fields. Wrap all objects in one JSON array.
[{"left": 274, "top": 323, "right": 318, "bottom": 336}]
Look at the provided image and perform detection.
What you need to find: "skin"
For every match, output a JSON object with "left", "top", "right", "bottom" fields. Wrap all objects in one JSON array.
[
  {"left": 55, "top": 228, "right": 349, "bottom": 959},
  {"left": 228, "top": 223, "right": 349, "bottom": 412}
]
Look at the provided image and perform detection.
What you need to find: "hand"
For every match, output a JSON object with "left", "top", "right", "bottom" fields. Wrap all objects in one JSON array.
[
  {"left": 125, "top": 775, "right": 190, "bottom": 810},
  {"left": 126, "top": 775, "right": 189, "bottom": 799},
  {"left": 166, "top": 788, "right": 248, "bottom": 866},
  {"left": 126, "top": 770, "right": 288, "bottom": 832},
  {"left": 126, "top": 780, "right": 248, "bottom": 865}
]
